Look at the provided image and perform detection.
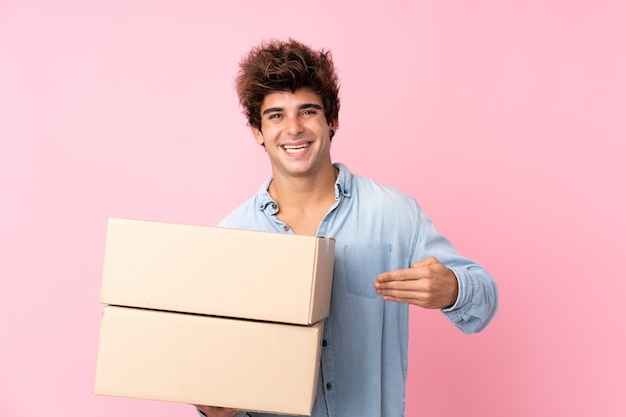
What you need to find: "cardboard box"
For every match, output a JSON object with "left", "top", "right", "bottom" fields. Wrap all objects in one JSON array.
[
  {"left": 94, "top": 306, "right": 323, "bottom": 416},
  {"left": 101, "top": 217, "right": 335, "bottom": 325}
]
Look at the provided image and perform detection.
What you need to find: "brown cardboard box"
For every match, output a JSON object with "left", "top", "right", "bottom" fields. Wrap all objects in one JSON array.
[
  {"left": 94, "top": 306, "right": 323, "bottom": 416},
  {"left": 100, "top": 217, "right": 335, "bottom": 325}
]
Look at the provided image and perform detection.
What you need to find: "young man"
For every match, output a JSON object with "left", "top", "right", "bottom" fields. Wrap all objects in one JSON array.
[{"left": 196, "top": 39, "right": 498, "bottom": 417}]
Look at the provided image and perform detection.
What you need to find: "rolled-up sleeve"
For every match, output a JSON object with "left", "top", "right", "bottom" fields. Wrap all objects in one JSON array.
[{"left": 443, "top": 266, "right": 499, "bottom": 333}]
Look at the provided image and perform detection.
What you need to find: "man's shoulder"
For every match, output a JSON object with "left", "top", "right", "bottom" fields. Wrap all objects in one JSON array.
[{"left": 352, "top": 172, "right": 416, "bottom": 203}]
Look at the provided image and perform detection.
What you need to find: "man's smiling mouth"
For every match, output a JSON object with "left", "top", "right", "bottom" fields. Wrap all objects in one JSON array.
[{"left": 282, "top": 143, "right": 311, "bottom": 154}]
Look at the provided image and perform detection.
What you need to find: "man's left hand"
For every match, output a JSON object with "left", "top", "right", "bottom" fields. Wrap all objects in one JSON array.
[{"left": 374, "top": 257, "right": 459, "bottom": 309}]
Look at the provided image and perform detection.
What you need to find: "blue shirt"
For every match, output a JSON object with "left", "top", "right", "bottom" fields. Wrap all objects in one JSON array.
[{"left": 218, "top": 163, "right": 498, "bottom": 417}]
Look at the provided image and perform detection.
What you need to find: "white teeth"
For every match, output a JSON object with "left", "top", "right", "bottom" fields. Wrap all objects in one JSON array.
[{"left": 283, "top": 144, "right": 310, "bottom": 152}]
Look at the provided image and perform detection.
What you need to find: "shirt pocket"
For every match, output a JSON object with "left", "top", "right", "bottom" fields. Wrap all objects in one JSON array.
[{"left": 342, "top": 243, "right": 393, "bottom": 299}]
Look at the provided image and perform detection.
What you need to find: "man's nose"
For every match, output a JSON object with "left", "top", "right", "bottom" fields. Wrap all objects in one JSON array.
[{"left": 284, "top": 115, "right": 304, "bottom": 136}]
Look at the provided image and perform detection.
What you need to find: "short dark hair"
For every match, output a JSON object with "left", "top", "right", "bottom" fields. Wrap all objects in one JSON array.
[{"left": 235, "top": 38, "right": 340, "bottom": 131}]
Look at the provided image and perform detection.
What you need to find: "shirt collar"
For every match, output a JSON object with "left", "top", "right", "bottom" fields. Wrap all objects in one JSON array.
[
  {"left": 256, "top": 162, "right": 353, "bottom": 214},
  {"left": 334, "top": 162, "right": 353, "bottom": 199}
]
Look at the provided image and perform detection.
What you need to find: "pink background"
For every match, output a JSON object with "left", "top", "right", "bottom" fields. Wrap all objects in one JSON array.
[{"left": 1, "top": 1, "right": 625, "bottom": 416}]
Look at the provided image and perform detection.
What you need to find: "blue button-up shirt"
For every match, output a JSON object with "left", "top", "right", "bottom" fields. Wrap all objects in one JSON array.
[{"left": 218, "top": 163, "right": 498, "bottom": 417}]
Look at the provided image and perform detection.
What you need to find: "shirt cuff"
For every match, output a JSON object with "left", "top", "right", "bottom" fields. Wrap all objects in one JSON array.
[{"left": 441, "top": 268, "right": 463, "bottom": 312}]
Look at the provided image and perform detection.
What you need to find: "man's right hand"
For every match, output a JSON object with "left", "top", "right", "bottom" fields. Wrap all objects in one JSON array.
[{"left": 195, "top": 405, "right": 243, "bottom": 417}]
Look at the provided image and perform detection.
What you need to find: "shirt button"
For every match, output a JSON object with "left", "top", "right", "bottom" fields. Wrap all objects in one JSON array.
[
  {"left": 322, "top": 339, "right": 327, "bottom": 347},
  {"left": 271, "top": 203, "right": 278, "bottom": 209},
  {"left": 282, "top": 225, "right": 289, "bottom": 231},
  {"left": 326, "top": 383, "right": 332, "bottom": 390}
]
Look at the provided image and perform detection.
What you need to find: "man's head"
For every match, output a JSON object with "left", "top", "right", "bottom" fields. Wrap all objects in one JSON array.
[{"left": 235, "top": 39, "right": 340, "bottom": 136}]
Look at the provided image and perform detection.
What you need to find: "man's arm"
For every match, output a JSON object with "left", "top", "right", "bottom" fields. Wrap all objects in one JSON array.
[
  {"left": 371, "top": 195, "right": 499, "bottom": 334},
  {"left": 374, "top": 256, "right": 498, "bottom": 334}
]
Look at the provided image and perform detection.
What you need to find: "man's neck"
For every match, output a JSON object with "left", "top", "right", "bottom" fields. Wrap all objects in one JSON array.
[
  {"left": 267, "top": 165, "right": 338, "bottom": 235},
  {"left": 270, "top": 165, "right": 337, "bottom": 207}
]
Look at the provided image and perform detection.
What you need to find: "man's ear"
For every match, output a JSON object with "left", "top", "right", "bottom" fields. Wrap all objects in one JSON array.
[
  {"left": 251, "top": 126, "right": 265, "bottom": 146},
  {"left": 329, "top": 118, "right": 339, "bottom": 139}
]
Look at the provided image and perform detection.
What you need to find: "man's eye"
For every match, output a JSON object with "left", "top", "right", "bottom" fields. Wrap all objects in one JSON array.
[
  {"left": 268, "top": 114, "right": 282, "bottom": 119},
  {"left": 302, "top": 110, "right": 316, "bottom": 116}
]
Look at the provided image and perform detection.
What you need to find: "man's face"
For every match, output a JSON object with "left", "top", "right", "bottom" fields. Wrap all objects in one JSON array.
[{"left": 252, "top": 88, "right": 336, "bottom": 180}]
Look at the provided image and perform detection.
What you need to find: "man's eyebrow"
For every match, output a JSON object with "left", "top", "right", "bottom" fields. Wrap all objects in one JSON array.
[
  {"left": 299, "top": 103, "right": 323, "bottom": 111},
  {"left": 262, "top": 107, "right": 283, "bottom": 116}
]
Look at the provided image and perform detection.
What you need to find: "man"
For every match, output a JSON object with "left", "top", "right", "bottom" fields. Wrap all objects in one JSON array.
[{"left": 196, "top": 39, "right": 498, "bottom": 417}]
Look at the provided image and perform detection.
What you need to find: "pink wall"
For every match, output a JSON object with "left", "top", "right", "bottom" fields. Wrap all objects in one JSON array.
[{"left": 1, "top": 1, "right": 624, "bottom": 416}]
